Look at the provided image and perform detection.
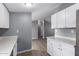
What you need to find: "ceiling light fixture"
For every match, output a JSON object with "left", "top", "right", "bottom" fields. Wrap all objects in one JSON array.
[{"left": 24, "top": 3, "right": 32, "bottom": 7}]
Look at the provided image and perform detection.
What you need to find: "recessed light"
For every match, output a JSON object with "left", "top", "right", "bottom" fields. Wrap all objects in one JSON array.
[{"left": 24, "top": 3, "right": 32, "bottom": 7}]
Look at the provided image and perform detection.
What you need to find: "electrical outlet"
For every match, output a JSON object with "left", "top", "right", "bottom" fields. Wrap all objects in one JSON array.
[
  {"left": 71, "top": 30, "right": 74, "bottom": 33},
  {"left": 55, "top": 29, "right": 57, "bottom": 33},
  {"left": 16, "top": 29, "right": 19, "bottom": 33}
]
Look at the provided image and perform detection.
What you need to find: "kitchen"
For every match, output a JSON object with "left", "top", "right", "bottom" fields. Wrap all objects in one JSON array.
[{"left": 0, "top": 3, "right": 79, "bottom": 56}]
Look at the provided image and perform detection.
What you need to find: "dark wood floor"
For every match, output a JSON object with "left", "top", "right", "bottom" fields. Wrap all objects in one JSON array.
[{"left": 17, "top": 39, "right": 49, "bottom": 56}]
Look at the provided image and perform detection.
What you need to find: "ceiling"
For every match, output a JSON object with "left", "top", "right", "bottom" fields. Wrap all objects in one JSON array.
[{"left": 4, "top": 3, "right": 74, "bottom": 21}]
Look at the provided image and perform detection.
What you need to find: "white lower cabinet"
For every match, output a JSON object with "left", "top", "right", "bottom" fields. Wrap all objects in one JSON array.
[
  {"left": 47, "top": 39, "right": 53, "bottom": 55},
  {"left": 53, "top": 41, "right": 63, "bottom": 56},
  {"left": 61, "top": 42, "right": 75, "bottom": 56},
  {"left": 47, "top": 38, "right": 75, "bottom": 56}
]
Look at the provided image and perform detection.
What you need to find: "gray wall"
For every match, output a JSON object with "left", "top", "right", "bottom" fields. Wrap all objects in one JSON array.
[
  {"left": 0, "top": 12, "right": 32, "bottom": 52},
  {"left": 55, "top": 28, "right": 76, "bottom": 38},
  {"left": 76, "top": 10, "right": 79, "bottom": 56},
  {"left": 44, "top": 16, "right": 54, "bottom": 37},
  {"left": 32, "top": 21, "right": 38, "bottom": 39}
]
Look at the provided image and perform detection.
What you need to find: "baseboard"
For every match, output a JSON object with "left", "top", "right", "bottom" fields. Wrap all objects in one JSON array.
[
  {"left": 32, "top": 37, "right": 38, "bottom": 40},
  {"left": 17, "top": 49, "right": 32, "bottom": 54}
]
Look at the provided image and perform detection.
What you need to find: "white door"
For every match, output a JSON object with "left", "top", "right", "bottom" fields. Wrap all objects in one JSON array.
[{"left": 56, "top": 9, "right": 66, "bottom": 28}]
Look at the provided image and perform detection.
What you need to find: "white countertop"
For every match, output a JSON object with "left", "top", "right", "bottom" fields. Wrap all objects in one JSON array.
[
  {"left": 0, "top": 36, "right": 17, "bottom": 56},
  {"left": 47, "top": 36, "right": 76, "bottom": 46}
]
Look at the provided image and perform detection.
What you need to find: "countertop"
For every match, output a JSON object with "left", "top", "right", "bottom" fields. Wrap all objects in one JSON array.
[
  {"left": 47, "top": 36, "right": 76, "bottom": 46},
  {"left": 0, "top": 36, "right": 17, "bottom": 56}
]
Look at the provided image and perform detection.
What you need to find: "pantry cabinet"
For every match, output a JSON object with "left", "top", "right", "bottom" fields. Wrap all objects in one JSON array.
[
  {"left": 47, "top": 38, "right": 75, "bottom": 56},
  {"left": 0, "top": 3, "right": 9, "bottom": 28}
]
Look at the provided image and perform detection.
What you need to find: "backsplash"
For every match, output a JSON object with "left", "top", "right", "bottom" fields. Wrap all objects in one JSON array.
[{"left": 55, "top": 28, "right": 76, "bottom": 38}]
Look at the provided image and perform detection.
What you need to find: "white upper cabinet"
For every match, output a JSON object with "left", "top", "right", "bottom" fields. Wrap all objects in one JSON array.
[
  {"left": 56, "top": 9, "right": 66, "bottom": 28},
  {"left": 65, "top": 3, "right": 79, "bottom": 28},
  {"left": 65, "top": 5, "right": 76, "bottom": 28},
  {"left": 0, "top": 4, "right": 9, "bottom": 28},
  {"left": 51, "top": 4, "right": 79, "bottom": 29},
  {"left": 51, "top": 13, "right": 57, "bottom": 28}
]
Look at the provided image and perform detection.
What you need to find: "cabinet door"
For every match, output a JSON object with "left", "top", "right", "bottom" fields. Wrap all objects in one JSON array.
[
  {"left": 65, "top": 5, "right": 76, "bottom": 28},
  {"left": 3, "top": 4, "right": 9, "bottom": 28},
  {"left": 62, "top": 42, "right": 75, "bottom": 56},
  {"left": 47, "top": 39, "right": 53, "bottom": 55},
  {"left": 51, "top": 14, "right": 57, "bottom": 29},
  {"left": 56, "top": 9, "right": 66, "bottom": 28},
  {"left": 52, "top": 40, "right": 62, "bottom": 56},
  {"left": 0, "top": 4, "right": 9, "bottom": 28}
]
